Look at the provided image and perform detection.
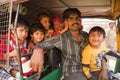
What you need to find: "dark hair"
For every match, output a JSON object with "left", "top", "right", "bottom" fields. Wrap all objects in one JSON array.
[
  {"left": 89, "top": 26, "right": 106, "bottom": 38},
  {"left": 30, "top": 23, "right": 45, "bottom": 35},
  {"left": 11, "top": 12, "right": 29, "bottom": 30},
  {"left": 62, "top": 8, "right": 81, "bottom": 21},
  {"left": 36, "top": 12, "right": 50, "bottom": 23},
  {"left": 16, "top": 19, "right": 29, "bottom": 30}
]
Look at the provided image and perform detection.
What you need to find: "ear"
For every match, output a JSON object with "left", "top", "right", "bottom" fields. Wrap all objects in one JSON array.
[{"left": 79, "top": 18, "right": 82, "bottom": 24}]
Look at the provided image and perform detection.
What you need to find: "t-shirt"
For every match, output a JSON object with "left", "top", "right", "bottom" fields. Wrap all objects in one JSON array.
[{"left": 82, "top": 44, "right": 108, "bottom": 71}]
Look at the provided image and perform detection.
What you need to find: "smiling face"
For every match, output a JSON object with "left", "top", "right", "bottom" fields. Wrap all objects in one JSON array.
[
  {"left": 31, "top": 30, "right": 45, "bottom": 43},
  {"left": 89, "top": 31, "right": 104, "bottom": 48},
  {"left": 67, "top": 13, "right": 82, "bottom": 31},
  {"left": 40, "top": 16, "right": 50, "bottom": 30}
]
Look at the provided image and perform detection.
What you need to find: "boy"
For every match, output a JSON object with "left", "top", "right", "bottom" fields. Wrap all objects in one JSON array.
[
  {"left": 82, "top": 26, "right": 120, "bottom": 80},
  {"left": 82, "top": 26, "right": 107, "bottom": 80},
  {"left": 0, "top": 18, "right": 29, "bottom": 80}
]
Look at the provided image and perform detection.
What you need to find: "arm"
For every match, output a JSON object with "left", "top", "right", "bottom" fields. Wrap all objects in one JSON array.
[
  {"left": 99, "top": 58, "right": 108, "bottom": 80},
  {"left": 59, "top": 19, "right": 68, "bottom": 34}
]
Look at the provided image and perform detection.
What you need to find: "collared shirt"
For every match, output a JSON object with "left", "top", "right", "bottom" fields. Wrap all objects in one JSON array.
[{"left": 35, "top": 30, "right": 89, "bottom": 73}]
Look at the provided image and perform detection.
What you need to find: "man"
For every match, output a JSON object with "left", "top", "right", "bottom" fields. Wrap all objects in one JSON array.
[
  {"left": 30, "top": 8, "right": 89, "bottom": 80},
  {"left": 105, "top": 22, "right": 117, "bottom": 51}
]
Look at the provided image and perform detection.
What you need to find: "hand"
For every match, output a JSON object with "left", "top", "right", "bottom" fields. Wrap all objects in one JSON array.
[
  {"left": 59, "top": 19, "right": 68, "bottom": 34},
  {"left": 64, "top": 19, "right": 69, "bottom": 31},
  {"left": 29, "top": 48, "right": 44, "bottom": 75}
]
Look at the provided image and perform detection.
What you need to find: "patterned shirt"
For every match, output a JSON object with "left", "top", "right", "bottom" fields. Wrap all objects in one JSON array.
[{"left": 35, "top": 30, "right": 89, "bottom": 74}]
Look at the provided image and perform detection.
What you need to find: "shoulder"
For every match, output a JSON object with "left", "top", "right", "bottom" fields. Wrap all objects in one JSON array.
[
  {"left": 28, "top": 41, "right": 35, "bottom": 48},
  {"left": 100, "top": 44, "right": 108, "bottom": 51},
  {"left": 81, "top": 31, "right": 88, "bottom": 37},
  {"left": 82, "top": 44, "right": 93, "bottom": 56},
  {"left": 82, "top": 44, "right": 91, "bottom": 51}
]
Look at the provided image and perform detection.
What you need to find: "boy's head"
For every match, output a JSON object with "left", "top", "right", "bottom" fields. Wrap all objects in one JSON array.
[
  {"left": 37, "top": 13, "right": 51, "bottom": 30},
  {"left": 89, "top": 26, "right": 106, "bottom": 48},
  {"left": 12, "top": 19, "right": 29, "bottom": 42},
  {"left": 30, "top": 23, "right": 45, "bottom": 43}
]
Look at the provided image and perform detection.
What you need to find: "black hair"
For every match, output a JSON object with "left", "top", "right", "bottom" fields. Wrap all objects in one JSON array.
[
  {"left": 62, "top": 8, "right": 81, "bottom": 21},
  {"left": 12, "top": 12, "right": 29, "bottom": 30},
  {"left": 36, "top": 12, "right": 50, "bottom": 23},
  {"left": 29, "top": 23, "right": 45, "bottom": 35},
  {"left": 89, "top": 26, "right": 106, "bottom": 38},
  {"left": 15, "top": 19, "right": 29, "bottom": 30}
]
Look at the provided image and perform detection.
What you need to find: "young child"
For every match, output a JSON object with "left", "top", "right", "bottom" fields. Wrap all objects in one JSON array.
[
  {"left": 28, "top": 23, "right": 45, "bottom": 53},
  {"left": 51, "top": 16, "right": 68, "bottom": 37},
  {"left": 36, "top": 12, "right": 53, "bottom": 38},
  {"left": 81, "top": 26, "right": 108, "bottom": 80},
  {"left": 0, "top": 19, "right": 29, "bottom": 80},
  {"left": 81, "top": 26, "right": 120, "bottom": 80}
]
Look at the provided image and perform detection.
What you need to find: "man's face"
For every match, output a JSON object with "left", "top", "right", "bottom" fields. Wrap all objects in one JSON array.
[{"left": 67, "top": 13, "right": 81, "bottom": 31}]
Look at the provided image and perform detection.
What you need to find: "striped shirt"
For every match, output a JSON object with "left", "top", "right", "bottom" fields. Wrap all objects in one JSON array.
[{"left": 36, "top": 30, "right": 89, "bottom": 74}]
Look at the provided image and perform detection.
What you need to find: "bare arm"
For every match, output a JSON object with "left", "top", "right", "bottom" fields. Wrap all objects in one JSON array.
[
  {"left": 29, "top": 47, "right": 44, "bottom": 75},
  {"left": 99, "top": 58, "right": 108, "bottom": 80}
]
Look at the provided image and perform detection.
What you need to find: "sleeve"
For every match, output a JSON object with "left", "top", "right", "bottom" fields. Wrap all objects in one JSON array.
[
  {"left": 107, "top": 50, "right": 120, "bottom": 58},
  {"left": 82, "top": 65, "right": 92, "bottom": 79},
  {"left": 35, "top": 35, "right": 62, "bottom": 50},
  {"left": 82, "top": 47, "right": 92, "bottom": 79}
]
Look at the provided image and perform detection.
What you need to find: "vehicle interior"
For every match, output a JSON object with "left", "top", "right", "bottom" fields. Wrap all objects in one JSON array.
[{"left": 0, "top": 0, "right": 120, "bottom": 80}]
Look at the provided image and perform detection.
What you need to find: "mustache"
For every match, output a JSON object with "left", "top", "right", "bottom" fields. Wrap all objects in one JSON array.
[{"left": 72, "top": 23, "right": 80, "bottom": 26}]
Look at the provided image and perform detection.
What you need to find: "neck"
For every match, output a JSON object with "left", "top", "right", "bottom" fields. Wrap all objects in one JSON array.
[
  {"left": 90, "top": 44, "right": 100, "bottom": 49},
  {"left": 70, "top": 30, "right": 81, "bottom": 42}
]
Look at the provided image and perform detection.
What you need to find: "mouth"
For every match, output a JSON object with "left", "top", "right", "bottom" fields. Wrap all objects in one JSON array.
[{"left": 72, "top": 23, "right": 80, "bottom": 26}]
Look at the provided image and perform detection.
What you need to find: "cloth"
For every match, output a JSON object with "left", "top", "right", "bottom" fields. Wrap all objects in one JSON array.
[
  {"left": 63, "top": 72, "right": 87, "bottom": 80},
  {"left": 0, "top": 33, "right": 27, "bottom": 79},
  {"left": 82, "top": 44, "right": 108, "bottom": 72},
  {"left": 35, "top": 30, "right": 89, "bottom": 75},
  {"left": 82, "top": 44, "right": 108, "bottom": 79},
  {"left": 105, "top": 28, "right": 116, "bottom": 51}
]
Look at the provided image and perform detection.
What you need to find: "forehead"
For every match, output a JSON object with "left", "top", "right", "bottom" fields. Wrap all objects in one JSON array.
[
  {"left": 17, "top": 26, "right": 28, "bottom": 30},
  {"left": 69, "top": 13, "right": 79, "bottom": 17},
  {"left": 41, "top": 16, "right": 49, "bottom": 20},
  {"left": 90, "top": 31, "right": 103, "bottom": 35}
]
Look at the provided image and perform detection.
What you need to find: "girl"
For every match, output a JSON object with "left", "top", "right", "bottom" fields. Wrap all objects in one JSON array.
[
  {"left": 28, "top": 23, "right": 45, "bottom": 51},
  {"left": 36, "top": 13, "right": 53, "bottom": 38}
]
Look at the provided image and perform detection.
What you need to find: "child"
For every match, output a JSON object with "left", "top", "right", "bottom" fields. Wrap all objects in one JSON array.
[
  {"left": 81, "top": 26, "right": 108, "bottom": 80},
  {"left": 51, "top": 16, "right": 68, "bottom": 37},
  {"left": 0, "top": 18, "right": 29, "bottom": 80},
  {"left": 28, "top": 23, "right": 45, "bottom": 53},
  {"left": 36, "top": 12, "right": 53, "bottom": 38},
  {"left": 81, "top": 26, "right": 120, "bottom": 80}
]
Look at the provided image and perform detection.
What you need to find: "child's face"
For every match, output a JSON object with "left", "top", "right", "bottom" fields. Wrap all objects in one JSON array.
[
  {"left": 31, "top": 30, "right": 45, "bottom": 43},
  {"left": 89, "top": 31, "right": 104, "bottom": 48},
  {"left": 53, "top": 21, "right": 63, "bottom": 31},
  {"left": 40, "top": 17, "right": 50, "bottom": 30},
  {"left": 16, "top": 26, "right": 28, "bottom": 42}
]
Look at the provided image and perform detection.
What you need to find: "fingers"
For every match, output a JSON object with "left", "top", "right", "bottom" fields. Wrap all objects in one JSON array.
[{"left": 38, "top": 63, "right": 43, "bottom": 75}]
